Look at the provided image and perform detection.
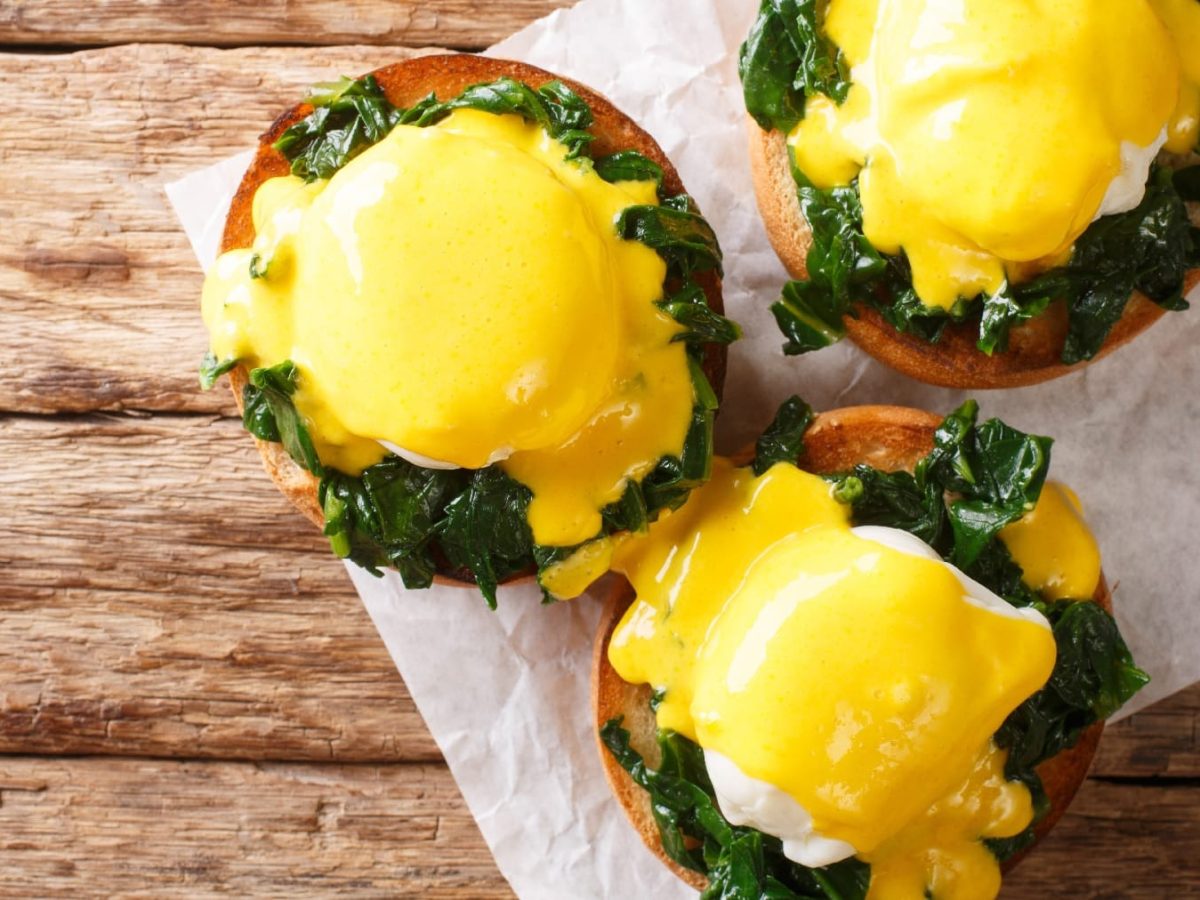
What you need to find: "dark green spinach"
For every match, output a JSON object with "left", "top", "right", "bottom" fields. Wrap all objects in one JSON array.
[
  {"left": 831, "top": 399, "right": 1050, "bottom": 568},
  {"left": 603, "top": 398, "right": 1147, "bottom": 895},
  {"left": 274, "top": 75, "right": 403, "bottom": 182},
  {"left": 242, "top": 361, "right": 323, "bottom": 476},
  {"left": 442, "top": 77, "right": 596, "bottom": 159},
  {"left": 275, "top": 74, "right": 601, "bottom": 180},
  {"left": 617, "top": 205, "right": 725, "bottom": 278},
  {"left": 836, "top": 466, "right": 947, "bottom": 549},
  {"left": 601, "top": 720, "right": 870, "bottom": 899},
  {"left": 919, "top": 399, "right": 1052, "bottom": 567},
  {"left": 595, "top": 150, "right": 665, "bottom": 190},
  {"left": 198, "top": 352, "right": 237, "bottom": 391},
  {"left": 989, "top": 599, "right": 1149, "bottom": 859},
  {"left": 437, "top": 468, "right": 538, "bottom": 609},
  {"left": 740, "top": 0, "right": 850, "bottom": 134},
  {"left": 319, "top": 459, "right": 468, "bottom": 590},
  {"left": 999, "top": 600, "right": 1149, "bottom": 778},
  {"left": 769, "top": 167, "right": 883, "bottom": 355},
  {"left": 771, "top": 161, "right": 1196, "bottom": 362},
  {"left": 1014, "top": 166, "right": 1194, "bottom": 363},
  {"left": 752, "top": 394, "right": 815, "bottom": 475}
]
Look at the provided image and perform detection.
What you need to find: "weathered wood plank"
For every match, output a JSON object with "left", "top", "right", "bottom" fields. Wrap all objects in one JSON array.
[
  {"left": 1094, "top": 689, "right": 1200, "bottom": 779},
  {"left": 1003, "top": 779, "right": 1200, "bottom": 897},
  {"left": 0, "top": 1, "right": 570, "bottom": 50},
  {"left": 3, "top": 410, "right": 1198, "bottom": 771},
  {"left": 0, "top": 412, "right": 442, "bottom": 761},
  {"left": 0, "top": 756, "right": 511, "bottom": 897},
  {"left": 0, "top": 755, "right": 1192, "bottom": 897},
  {"left": 0, "top": 43, "right": 440, "bottom": 416}
]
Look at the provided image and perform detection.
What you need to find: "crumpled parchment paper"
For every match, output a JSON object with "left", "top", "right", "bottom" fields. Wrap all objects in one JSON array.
[{"left": 167, "top": 1, "right": 1200, "bottom": 895}]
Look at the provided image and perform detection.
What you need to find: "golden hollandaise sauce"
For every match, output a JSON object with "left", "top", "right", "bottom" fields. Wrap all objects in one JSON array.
[
  {"left": 1000, "top": 482, "right": 1102, "bottom": 602},
  {"left": 789, "top": 0, "right": 1199, "bottom": 310},
  {"left": 608, "top": 459, "right": 1059, "bottom": 898},
  {"left": 1155, "top": 0, "right": 1200, "bottom": 152},
  {"left": 609, "top": 458, "right": 849, "bottom": 735},
  {"left": 202, "top": 108, "right": 696, "bottom": 551}
]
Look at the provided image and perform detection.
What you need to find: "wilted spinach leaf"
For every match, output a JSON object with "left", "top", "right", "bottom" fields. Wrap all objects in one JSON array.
[
  {"left": 771, "top": 168, "right": 885, "bottom": 354},
  {"left": 836, "top": 465, "right": 947, "bottom": 549},
  {"left": 602, "top": 481, "right": 651, "bottom": 536},
  {"left": 638, "top": 359, "right": 719, "bottom": 518},
  {"left": 740, "top": 0, "right": 851, "bottom": 134},
  {"left": 275, "top": 74, "right": 604, "bottom": 179},
  {"left": 601, "top": 720, "right": 870, "bottom": 898},
  {"left": 242, "top": 360, "right": 323, "bottom": 476},
  {"left": 917, "top": 400, "right": 1052, "bottom": 567},
  {"left": 320, "top": 459, "right": 470, "bottom": 588},
  {"left": 769, "top": 157, "right": 1195, "bottom": 362},
  {"left": 960, "top": 537, "right": 1041, "bottom": 608},
  {"left": 438, "top": 467, "right": 536, "bottom": 610},
  {"left": 658, "top": 284, "right": 740, "bottom": 346},
  {"left": 275, "top": 75, "right": 404, "bottom": 181},
  {"left": 977, "top": 287, "right": 1052, "bottom": 355},
  {"left": 443, "top": 77, "right": 596, "bottom": 160},
  {"left": 199, "top": 352, "right": 237, "bottom": 391},
  {"left": 594, "top": 150, "right": 665, "bottom": 190},
  {"left": 998, "top": 600, "right": 1149, "bottom": 778},
  {"left": 989, "top": 599, "right": 1149, "bottom": 860},
  {"left": 825, "top": 399, "right": 1049, "bottom": 567},
  {"left": 626, "top": 195, "right": 739, "bottom": 359},
  {"left": 753, "top": 395, "right": 815, "bottom": 475},
  {"left": 1016, "top": 167, "right": 1195, "bottom": 363},
  {"left": 618, "top": 205, "right": 724, "bottom": 277}
]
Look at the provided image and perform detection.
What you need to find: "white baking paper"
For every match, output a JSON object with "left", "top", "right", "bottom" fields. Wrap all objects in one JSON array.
[{"left": 167, "top": 1, "right": 1200, "bottom": 895}]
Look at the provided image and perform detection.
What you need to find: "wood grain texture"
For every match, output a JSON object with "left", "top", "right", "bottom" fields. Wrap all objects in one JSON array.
[
  {"left": 0, "top": 1, "right": 572, "bottom": 50},
  {"left": 0, "top": 756, "right": 511, "bottom": 897},
  {"left": 1002, "top": 779, "right": 1200, "bottom": 898},
  {"left": 1094, "top": 690, "right": 1200, "bottom": 778},
  {"left": 3, "top": 408, "right": 1198, "bottom": 774},
  {"left": 0, "top": 412, "right": 441, "bottom": 762},
  {"left": 0, "top": 43, "right": 439, "bottom": 417},
  {"left": 1, "top": 33, "right": 1196, "bottom": 898},
  {"left": 0, "top": 755, "right": 1194, "bottom": 898}
]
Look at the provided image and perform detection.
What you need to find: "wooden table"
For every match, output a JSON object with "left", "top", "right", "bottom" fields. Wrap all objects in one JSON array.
[{"left": 0, "top": 2, "right": 1196, "bottom": 895}]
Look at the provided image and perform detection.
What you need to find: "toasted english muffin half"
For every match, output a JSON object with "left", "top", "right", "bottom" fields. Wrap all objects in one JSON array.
[
  {"left": 218, "top": 53, "right": 727, "bottom": 589},
  {"left": 749, "top": 123, "right": 1200, "bottom": 389},
  {"left": 593, "top": 405, "right": 1107, "bottom": 889}
]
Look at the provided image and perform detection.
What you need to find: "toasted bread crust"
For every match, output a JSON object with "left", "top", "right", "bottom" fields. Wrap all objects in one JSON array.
[
  {"left": 593, "top": 405, "right": 1108, "bottom": 890},
  {"left": 748, "top": 120, "right": 1200, "bottom": 389},
  {"left": 217, "top": 53, "right": 727, "bottom": 588}
]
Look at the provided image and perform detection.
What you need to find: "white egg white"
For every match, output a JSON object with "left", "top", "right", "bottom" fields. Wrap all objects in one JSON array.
[
  {"left": 1094, "top": 128, "right": 1168, "bottom": 221},
  {"left": 706, "top": 748, "right": 858, "bottom": 867},
  {"left": 378, "top": 440, "right": 514, "bottom": 471}
]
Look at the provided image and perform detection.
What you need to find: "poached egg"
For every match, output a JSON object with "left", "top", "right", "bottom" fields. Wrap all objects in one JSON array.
[
  {"left": 703, "top": 524, "right": 1051, "bottom": 871},
  {"left": 201, "top": 107, "right": 698, "bottom": 554},
  {"left": 788, "top": 0, "right": 1200, "bottom": 310},
  {"left": 608, "top": 458, "right": 1101, "bottom": 897}
]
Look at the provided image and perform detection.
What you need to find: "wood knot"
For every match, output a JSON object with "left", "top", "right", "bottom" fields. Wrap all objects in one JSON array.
[{"left": 18, "top": 246, "right": 131, "bottom": 283}]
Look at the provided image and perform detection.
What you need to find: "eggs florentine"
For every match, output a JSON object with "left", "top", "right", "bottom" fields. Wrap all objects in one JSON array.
[
  {"left": 608, "top": 459, "right": 1102, "bottom": 897},
  {"left": 202, "top": 107, "right": 698, "bottom": 557},
  {"left": 789, "top": 0, "right": 1200, "bottom": 310}
]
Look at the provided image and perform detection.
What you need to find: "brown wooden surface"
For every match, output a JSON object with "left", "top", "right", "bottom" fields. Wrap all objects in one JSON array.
[
  {"left": 0, "top": 757, "right": 511, "bottom": 896},
  {"left": 0, "top": 1, "right": 572, "bottom": 50},
  {"left": 0, "top": 7, "right": 1196, "bottom": 897}
]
